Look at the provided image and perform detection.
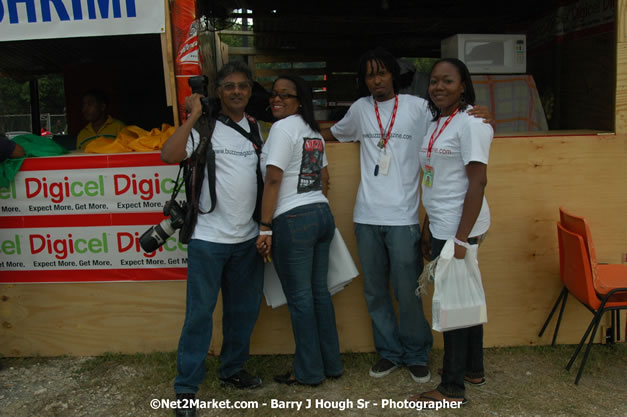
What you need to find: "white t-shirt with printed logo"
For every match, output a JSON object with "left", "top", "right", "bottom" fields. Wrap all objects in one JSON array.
[
  {"left": 330, "top": 94, "right": 430, "bottom": 225},
  {"left": 185, "top": 117, "right": 261, "bottom": 244},
  {"left": 418, "top": 107, "right": 493, "bottom": 240},
  {"left": 261, "top": 114, "right": 328, "bottom": 218}
]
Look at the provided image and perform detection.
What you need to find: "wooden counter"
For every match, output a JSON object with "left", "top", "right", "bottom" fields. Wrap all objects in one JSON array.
[{"left": 1, "top": 133, "right": 625, "bottom": 356}]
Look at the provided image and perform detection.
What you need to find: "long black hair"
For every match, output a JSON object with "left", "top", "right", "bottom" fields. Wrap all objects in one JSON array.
[
  {"left": 272, "top": 75, "right": 320, "bottom": 133},
  {"left": 357, "top": 47, "right": 400, "bottom": 98},
  {"left": 426, "top": 58, "right": 476, "bottom": 121}
]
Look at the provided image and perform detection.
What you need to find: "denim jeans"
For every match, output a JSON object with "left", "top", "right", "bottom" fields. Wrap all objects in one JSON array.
[
  {"left": 174, "top": 237, "right": 263, "bottom": 394},
  {"left": 431, "top": 237, "right": 484, "bottom": 398},
  {"left": 354, "top": 223, "right": 433, "bottom": 366},
  {"left": 272, "top": 203, "right": 343, "bottom": 385}
]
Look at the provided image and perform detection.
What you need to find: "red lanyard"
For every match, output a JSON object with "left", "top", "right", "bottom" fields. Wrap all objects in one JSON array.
[
  {"left": 374, "top": 95, "right": 398, "bottom": 149},
  {"left": 427, "top": 108, "right": 459, "bottom": 158}
]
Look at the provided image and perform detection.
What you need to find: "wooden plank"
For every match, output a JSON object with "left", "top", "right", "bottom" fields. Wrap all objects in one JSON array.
[
  {"left": 162, "top": 0, "right": 178, "bottom": 127},
  {"left": 1, "top": 135, "right": 626, "bottom": 356},
  {"left": 228, "top": 46, "right": 259, "bottom": 56},
  {"left": 616, "top": 42, "right": 627, "bottom": 134},
  {"left": 619, "top": 0, "right": 627, "bottom": 43},
  {"left": 254, "top": 68, "right": 326, "bottom": 78},
  {"left": 616, "top": 0, "right": 625, "bottom": 132},
  {"left": 253, "top": 55, "right": 327, "bottom": 64}
]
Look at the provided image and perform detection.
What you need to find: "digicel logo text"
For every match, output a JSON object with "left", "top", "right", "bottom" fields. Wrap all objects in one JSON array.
[
  {"left": 0, "top": 233, "right": 186, "bottom": 260},
  {"left": 10, "top": 173, "right": 184, "bottom": 203},
  {"left": 113, "top": 174, "right": 183, "bottom": 201},
  {"left": 25, "top": 176, "right": 105, "bottom": 203}
]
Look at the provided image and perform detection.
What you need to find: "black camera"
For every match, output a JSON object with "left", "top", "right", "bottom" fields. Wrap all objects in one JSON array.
[
  {"left": 139, "top": 200, "right": 188, "bottom": 253},
  {"left": 188, "top": 75, "right": 211, "bottom": 115}
]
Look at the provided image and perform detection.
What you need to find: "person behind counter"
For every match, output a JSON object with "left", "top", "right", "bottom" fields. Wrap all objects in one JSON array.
[
  {"left": 411, "top": 58, "right": 493, "bottom": 407},
  {"left": 161, "top": 62, "right": 264, "bottom": 417},
  {"left": 0, "top": 134, "right": 25, "bottom": 162},
  {"left": 76, "top": 89, "right": 125, "bottom": 150},
  {"left": 321, "top": 47, "right": 492, "bottom": 384},
  {"left": 256, "top": 75, "right": 343, "bottom": 386}
]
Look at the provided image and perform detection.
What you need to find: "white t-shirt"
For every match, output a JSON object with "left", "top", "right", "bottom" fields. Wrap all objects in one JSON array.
[
  {"left": 330, "top": 94, "right": 430, "bottom": 225},
  {"left": 261, "top": 114, "right": 329, "bottom": 218},
  {"left": 418, "top": 107, "right": 493, "bottom": 240},
  {"left": 185, "top": 116, "right": 261, "bottom": 243}
]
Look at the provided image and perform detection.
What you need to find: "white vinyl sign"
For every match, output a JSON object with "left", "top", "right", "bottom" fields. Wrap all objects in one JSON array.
[{"left": 0, "top": 0, "right": 165, "bottom": 41}]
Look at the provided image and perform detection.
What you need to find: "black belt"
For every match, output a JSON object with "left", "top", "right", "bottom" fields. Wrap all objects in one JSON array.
[{"left": 467, "top": 237, "right": 479, "bottom": 245}]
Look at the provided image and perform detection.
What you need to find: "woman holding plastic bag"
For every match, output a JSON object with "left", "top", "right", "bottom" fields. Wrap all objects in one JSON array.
[
  {"left": 412, "top": 58, "right": 493, "bottom": 406},
  {"left": 256, "top": 75, "right": 343, "bottom": 386}
]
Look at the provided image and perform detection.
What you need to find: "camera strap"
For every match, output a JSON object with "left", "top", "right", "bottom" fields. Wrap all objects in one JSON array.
[
  {"left": 216, "top": 113, "right": 263, "bottom": 153},
  {"left": 216, "top": 113, "right": 264, "bottom": 222},
  {"left": 192, "top": 115, "right": 217, "bottom": 215}
]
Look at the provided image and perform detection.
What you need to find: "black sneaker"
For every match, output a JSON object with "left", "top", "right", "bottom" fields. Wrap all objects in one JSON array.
[
  {"left": 220, "top": 369, "right": 262, "bottom": 389},
  {"left": 369, "top": 358, "right": 399, "bottom": 378},
  {"left": 174, "top": 393, "right": 196, "bottom": 417},
  {"left": 408, "top": 364, "right": 431, "bottom": 383}
]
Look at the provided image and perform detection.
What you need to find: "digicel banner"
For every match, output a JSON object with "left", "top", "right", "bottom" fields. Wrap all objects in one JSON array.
[
  {"left": 0, "top": 159, "right": 183, "bottom": 216},
  {"left": 0, "top": 153, "right": 189, "bottom": 284},
  {"left": 0, "top": 223, "right": 188, "bottom": 283},
  {"left": 1, "top": 225, "right": 186, "bottom": 270}
]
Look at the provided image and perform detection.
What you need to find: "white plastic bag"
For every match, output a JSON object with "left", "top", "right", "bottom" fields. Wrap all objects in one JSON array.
[
  {"left": 431, "top": 239, "right": 487, "bottom": 332},
  {"left": 263, "top": 228, "right": 359, "bottom": 308}
]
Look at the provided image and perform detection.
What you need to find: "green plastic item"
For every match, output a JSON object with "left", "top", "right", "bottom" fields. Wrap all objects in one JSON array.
[{"left": 0, "top": 134, "right": 68, "bottom": 188}]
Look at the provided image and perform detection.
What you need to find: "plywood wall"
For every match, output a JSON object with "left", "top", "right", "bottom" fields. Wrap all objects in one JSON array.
[
  {"left": 1, "top": 135, "right": 625, "bottom": 357},
  {"left": 616, "top": 0, "right": 627, "bottom": 133}
]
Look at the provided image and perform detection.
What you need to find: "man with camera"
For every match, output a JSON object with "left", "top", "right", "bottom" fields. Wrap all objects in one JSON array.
[{"left": 161, "top": 62, "right": 264, "bottom": 417}]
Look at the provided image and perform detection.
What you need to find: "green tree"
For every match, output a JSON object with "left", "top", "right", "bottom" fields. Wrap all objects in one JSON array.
[
  {"left": 38, "top": 74, "right": 65, "bottom": 114},
  {"left": 0, "top": 77, "right": 30, "bottom": 115},
  {"left": 1, "top": 74, "right": 66, "bottom": 132}
]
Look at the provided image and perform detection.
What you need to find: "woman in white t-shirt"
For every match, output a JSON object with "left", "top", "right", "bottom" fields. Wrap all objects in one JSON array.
[
  {"left": 256, "top": 75, "right": 343, "bottom": 386},
  {"left": 412, "top": 58, "right": 493, "bottom": 406}
]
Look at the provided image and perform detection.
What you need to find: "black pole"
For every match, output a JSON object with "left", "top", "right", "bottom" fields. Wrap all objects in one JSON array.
[
  {"left": 29, "top": 79, "right": 41, "bottom": 135},
  {"left": 242, "top": 8, "right": 248, "bottom": 48}
]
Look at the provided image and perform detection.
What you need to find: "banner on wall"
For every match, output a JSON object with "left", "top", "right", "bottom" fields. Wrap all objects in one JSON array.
[
  {"left": 0, "top": 166, "right": 184, "bottom": 216},
  {"left": 0, "top": 153, "right": 188, "bottom": 284},
  {"left": 0, "top": 0, "right": 166, "bottom": 41},
  {"left": 171, "top": 0, "right": 202, "bottom": 124},
  {"left": 0, "top": 154, "right": 183, "bottom": 217}
]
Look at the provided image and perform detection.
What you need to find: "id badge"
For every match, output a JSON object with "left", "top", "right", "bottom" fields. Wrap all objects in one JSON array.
[
  {"left": 378, "top": 152, "right": 391, "bottom": 176},
  {"left": 423, "top": 164, "right": 434, "bottom": 187}
]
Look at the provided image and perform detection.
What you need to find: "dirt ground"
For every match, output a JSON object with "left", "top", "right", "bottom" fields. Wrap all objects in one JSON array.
[{"left": 1, "top": 344, "right": 626, "bottom": 417}]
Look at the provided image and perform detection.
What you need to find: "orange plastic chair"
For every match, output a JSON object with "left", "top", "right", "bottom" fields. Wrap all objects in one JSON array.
[
  {"left": 555, "top": 222, "right": 627, "bottom": 384},
  {"left": 539, "top": 207, "right": 627, "bottom": 344}
]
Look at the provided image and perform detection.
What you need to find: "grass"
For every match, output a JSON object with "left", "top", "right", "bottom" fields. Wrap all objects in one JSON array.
[{"left": 4, "top": 344, "right": 626, "bottom": 416}]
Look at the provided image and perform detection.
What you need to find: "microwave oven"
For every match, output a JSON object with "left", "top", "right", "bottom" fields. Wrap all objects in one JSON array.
[{"left": 440, "top": 34, "right": 526, "bottom": 74}]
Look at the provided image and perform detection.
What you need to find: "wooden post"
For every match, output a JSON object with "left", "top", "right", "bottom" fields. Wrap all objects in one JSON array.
[
  {"left": 616, "top": 0, "right": 627, "bottom": 133},
  {"left": 162, "top": 0, "right": 179, "bottom": 128}
]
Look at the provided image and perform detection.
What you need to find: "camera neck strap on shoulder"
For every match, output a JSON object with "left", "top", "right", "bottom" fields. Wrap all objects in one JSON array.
[
  {"left": 216, "top": 113, "right": 263, "bottom": 153},
  {"left": 187, "top": 114, "right": 217, "bottom": 215},
  {"left": 216, "top": 113, "right": 264, "bottom": 222}
]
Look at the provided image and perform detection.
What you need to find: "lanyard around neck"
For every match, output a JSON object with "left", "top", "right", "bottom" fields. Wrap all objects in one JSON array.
[
  {"left": 427, "top": 108, "right": 459, "bottom": 158},
  {"left": 374, "top": 95, "right": 398, "bottom": 149}
]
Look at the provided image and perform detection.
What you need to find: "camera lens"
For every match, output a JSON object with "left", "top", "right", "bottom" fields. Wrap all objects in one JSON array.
[{"left": 139, "top": 219, "right": 176, "bottom": 253}]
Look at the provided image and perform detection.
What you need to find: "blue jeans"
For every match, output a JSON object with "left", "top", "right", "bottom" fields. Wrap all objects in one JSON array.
[
  {"left": 354, "top": 223, "right": 433, "bottom": 366},
  {"left": 431, "top": 237, "right": 484, "bottom": 398},
  {"left": 272, "top": 203, "right": 343, "bottom": 385},
  {"left": 174, "top": 237, "right": 263, "bottom": 394}
]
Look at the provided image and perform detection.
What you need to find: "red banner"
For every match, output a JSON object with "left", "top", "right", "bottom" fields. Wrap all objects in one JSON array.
[
  {"left": 171, "top": 0, "right": 202, "bottom": 124},
  {"left": 0, "top": 153, "right": 187, "bottom": 284}
]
